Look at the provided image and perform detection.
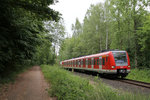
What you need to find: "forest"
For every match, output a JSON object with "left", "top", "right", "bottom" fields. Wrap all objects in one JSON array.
[
  {"left": 58, "top": 0, "right": 150, "bottom": 69},
  {"left": 0, "top": 0, "right": 65, "bottom": 80}
]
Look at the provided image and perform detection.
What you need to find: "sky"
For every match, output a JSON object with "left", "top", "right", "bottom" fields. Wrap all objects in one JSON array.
[{"left": 51, "top": 0, "right": 105, "bottom": 36}]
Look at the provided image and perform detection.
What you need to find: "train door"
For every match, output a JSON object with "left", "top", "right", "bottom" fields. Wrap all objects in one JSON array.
[
  {"left": 86, "top": 58, "right": 88, "bottom": 68},
  {"left": 81, "top": 59, "right": 83, "bottom": 68},
  {"left": 99, "top": 57, "right": 102, "bottom": 70},
  {"left": 77, "top": 60, "right": 79, "bottom": 68},
  {"left": 94, "top": 57, "right": 99, "bottom": 69},
  {"left": 73, "top": 61, "right": 74, "bottom": 67},
  {"left": 79, "top": 60, "right": 81, "bottom": 68},
  {"left": 83, "top": 59, "right": 86, "bottom": 68},
  {"left": 91, "top": 58, "right": 94, "bottom": 69},
  {"left": 105, "top": 56, "right": 109, "bottom": 69},
  {"left": 102, "top": 57, "right": 106, "bottom": 69},
  {"left": 75, "top": 60, "right": 77, "bottom": 67},
  {"left": 88, "top": 58, "right": 91, "bottom": 68}
]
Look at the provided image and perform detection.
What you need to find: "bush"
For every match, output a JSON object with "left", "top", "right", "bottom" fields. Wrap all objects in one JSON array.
[{"left": 127, "top": 68, "right": 150, "bottom": 83}]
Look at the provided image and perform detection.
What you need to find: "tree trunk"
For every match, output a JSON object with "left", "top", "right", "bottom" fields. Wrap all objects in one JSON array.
[{"left": 133, "top": 0, "right": 138, "bottom": 68}]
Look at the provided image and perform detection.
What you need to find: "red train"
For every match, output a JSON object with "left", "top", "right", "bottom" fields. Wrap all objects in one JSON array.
[{"left": 60, "top": 50, "right": 130, "bottom": 78}]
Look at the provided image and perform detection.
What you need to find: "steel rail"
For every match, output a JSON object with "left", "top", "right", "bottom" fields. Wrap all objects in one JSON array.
[{"left": 118, "top": 79, "right": 150, "bottom": 89}]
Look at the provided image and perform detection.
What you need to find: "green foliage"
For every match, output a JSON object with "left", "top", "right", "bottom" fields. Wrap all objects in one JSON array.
[
  {"left": 0, "top": 64, "right": 31, "bottom": 84},
  {"left": 41, "top": 65, "right": 149, "bottom": 100},
  {"left": 32, "top": 20, "right": 66, "bottom": 65},
  {"left": 0, "top": 0, "right": 62, "bottom": 81},
  {"left": 58, "top": 0, "right": 150, "bottom": 68},
  {"left": 127, "top": 68, "right": 150, "bottom": 83},
  {"left": 137, "top": 15, "right": 150, "bottom": 67},
  {"left": 41, "top": 65, "right": 93, "bottom": 100}
]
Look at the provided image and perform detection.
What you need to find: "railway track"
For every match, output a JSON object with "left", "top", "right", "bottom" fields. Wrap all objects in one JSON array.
[
  {"left": 73, "top": 70, "right": 150, "bottom": 89},
  {"left": 118, "top": 79, "right": 150, "bottom": 89},
  {"left": 72, "top": 71, "right": 150, "bottom": 95}
]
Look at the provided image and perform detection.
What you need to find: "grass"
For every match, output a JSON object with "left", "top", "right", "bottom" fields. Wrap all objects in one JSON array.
[
  {"left": 127, "top": 68, "right": 150, "bottom": 83},
  {"left": 41, "top": 65, "right": 150, "bottom": 100}
]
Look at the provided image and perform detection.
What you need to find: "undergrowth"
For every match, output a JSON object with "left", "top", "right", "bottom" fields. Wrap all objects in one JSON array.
[
  {"left": 41, "top": 65, "right": 150, "bottom": 100},
  {"left": 127, "top": 68, "right": 150, "bottom": 83},
  {"left": 0, "top": 65, "right": 31, "bottom": 84}
]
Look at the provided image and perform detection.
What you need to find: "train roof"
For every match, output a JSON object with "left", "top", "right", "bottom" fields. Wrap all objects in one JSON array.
[{"left": 62, "top": 50, "right": 126, "bottom": 62}]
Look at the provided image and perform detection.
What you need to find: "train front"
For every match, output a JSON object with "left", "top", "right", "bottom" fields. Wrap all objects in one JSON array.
[{"left": 111, "top": 51, "right": 130, "bottom": 78}]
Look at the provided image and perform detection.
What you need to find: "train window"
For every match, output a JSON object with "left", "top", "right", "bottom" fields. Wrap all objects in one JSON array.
[
  {"left": 81, "top": 60, "right": 83, "bottom": 65},
  {"left": 91, "top": 59, "right": 94, "bottom": 65},
  {"left": 94, "top": 59, "right": 97, "bottom": 65},
  {"left": 99, "top": 59, "right": 102, "bottom": 65},
  {"left": 97, "top": 59, "right": 99, "bottom": 65},
  {"left": 86, "top": 59, "right": 88, "bottom": 65},
  {"left": 88, "top": 59, "right": 91, "bottom": 65},
  {"left": 102, "top": 58, "right": 105, "bottom": 65},
  {"left": 79, "top": 60, "right": 80, "bottom": 65}
]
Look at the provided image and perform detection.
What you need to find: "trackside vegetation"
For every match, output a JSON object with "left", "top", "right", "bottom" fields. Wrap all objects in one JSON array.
[
  {"left": 41, "top": 65, "right": 150, "bottom": 100},
  {"left": 127, "top": 68, "right": 150, "bottom": 83}
]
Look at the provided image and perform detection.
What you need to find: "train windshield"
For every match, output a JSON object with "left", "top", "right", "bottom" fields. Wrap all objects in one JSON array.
[{"left": 112, "top": 51, "right": 128, "bottom": 66}]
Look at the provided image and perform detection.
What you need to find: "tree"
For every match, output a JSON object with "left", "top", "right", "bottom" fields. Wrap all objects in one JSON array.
[
  {"left": 0, "top": 0, "right": 60, "bottom": 78},
  {"left": 58, "top": 0, "right": 150, "bottom": 69},
  {"left": 137, "top": 15, "right": 150, "bottom": 67},
  {"left": 72, "top": 18, "right": 82, "bottom": 37}
]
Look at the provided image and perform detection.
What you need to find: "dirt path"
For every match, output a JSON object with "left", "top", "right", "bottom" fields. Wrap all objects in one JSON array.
[{"left": 0, "top": 66, "right": 53, "bottom": 100}]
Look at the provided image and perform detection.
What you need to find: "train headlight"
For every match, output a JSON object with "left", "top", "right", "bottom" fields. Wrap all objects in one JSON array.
[
  {"left": 112, "top": 66, "right": 115, "bottom": 68},
  {"left": 128, "top": 66, "right": 130, "bottom": 68}
]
